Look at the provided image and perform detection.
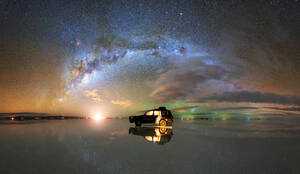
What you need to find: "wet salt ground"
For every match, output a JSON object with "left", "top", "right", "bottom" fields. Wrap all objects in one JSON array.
[{"left": 0, "top": 118, "right": 300, "bottom": 174}]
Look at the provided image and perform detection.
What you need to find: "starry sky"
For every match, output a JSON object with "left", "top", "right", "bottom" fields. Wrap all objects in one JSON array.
[{"left": 0, "top": 0, "right": 299, "bottom": 118}]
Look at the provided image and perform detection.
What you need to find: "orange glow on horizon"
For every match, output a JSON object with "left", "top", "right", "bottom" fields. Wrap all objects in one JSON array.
[{"left": 92, "top": 114, "right": 104, "bottom": 121}]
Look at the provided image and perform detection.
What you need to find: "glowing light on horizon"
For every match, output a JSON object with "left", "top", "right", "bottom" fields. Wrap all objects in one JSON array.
[{"left": 92, "top": 114, "right": 104, "bottom": 121}]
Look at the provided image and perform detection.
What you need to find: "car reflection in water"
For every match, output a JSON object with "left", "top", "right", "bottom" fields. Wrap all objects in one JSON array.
[{"left": 129, "top": 126, "right": 173, "bottom": 145}]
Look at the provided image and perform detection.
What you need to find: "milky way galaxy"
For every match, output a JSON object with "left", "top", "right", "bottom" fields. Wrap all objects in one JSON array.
[{"left": 0, "top": 0, "right": 299, "bottom": 118}]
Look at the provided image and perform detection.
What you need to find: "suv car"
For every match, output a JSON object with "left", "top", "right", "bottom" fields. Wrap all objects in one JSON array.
[{"left": 129, "top": 107, "right": 173, "bottom": 126}]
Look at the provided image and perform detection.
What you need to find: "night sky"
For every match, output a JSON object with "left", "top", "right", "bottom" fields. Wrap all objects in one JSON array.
[{"left": 0, "top": 0, "right": 299, "bottom": 118}]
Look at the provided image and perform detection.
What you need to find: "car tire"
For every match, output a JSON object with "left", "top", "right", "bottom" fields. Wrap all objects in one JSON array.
[
  {"left": 135, "top": 120, "right": 141, "bottom": 127},
  {"left": 159, "top": 119, "right": 167, "bottom": 126}
]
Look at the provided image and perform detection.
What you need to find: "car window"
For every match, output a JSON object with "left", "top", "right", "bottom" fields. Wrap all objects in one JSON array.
[
  {"left": 146, "top": 111, "right": 153, "bottom": 116},
  {"left": 154, "top": 111, "right": 161, "bottom": 116}
]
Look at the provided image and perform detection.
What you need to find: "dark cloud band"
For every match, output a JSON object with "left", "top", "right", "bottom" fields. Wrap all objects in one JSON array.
[{"left": 204, "top": 91, "right": 300, "bottom": 106}]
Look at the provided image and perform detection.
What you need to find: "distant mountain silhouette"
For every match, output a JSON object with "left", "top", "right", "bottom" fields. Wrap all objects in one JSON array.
[{"left": 0, "top": 112, "right": 49, "bottom": 117}]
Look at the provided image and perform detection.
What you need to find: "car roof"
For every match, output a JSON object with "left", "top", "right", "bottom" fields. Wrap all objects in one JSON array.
[{"left": 146, "top": 108, "right": 170, "bottom": 112}]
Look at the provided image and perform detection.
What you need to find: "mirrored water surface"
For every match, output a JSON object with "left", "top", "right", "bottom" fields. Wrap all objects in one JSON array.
[{"left": 0, "top": 118, "right": 300, "bottom": 174}]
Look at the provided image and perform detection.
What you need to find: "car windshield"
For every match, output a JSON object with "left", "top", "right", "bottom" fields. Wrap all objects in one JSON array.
[
  {"left": 146, "top": 111, "right": 153, "bottom": 116},
  {"left": 154, "top": 111, "right": 161, "bottom": 116}
]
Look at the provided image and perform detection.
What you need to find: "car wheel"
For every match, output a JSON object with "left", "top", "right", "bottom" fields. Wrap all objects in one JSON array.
[
  {"left": 135, "top": 120, "right": 141, "bottom": 127},
  {"left": 159, "top": 119, "right": 167, "bottom": 126}
]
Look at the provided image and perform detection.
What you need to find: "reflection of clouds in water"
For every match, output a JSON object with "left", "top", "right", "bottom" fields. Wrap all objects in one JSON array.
[{"left": 177, "top": 118, "right": 300, "bottom": 138}]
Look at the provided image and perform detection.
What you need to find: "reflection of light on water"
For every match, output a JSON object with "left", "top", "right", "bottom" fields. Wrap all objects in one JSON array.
[
  {"left": 155, "top": 126, "right": 172, "bottom": 129},
  {"left": 222, "top": 116, "right": 227, "bottom": 121},
  {"left": 155, "top": 128, "right": 161, "bottom": 136},
  {"left": 145, "top": 136, "right": 153, "bottom": 141},
  {"left": 145, "top": 136, "right": 161, "bottom": 143},
  {"left": 145, "top": 128, "right": 167, "bottom": 143}
]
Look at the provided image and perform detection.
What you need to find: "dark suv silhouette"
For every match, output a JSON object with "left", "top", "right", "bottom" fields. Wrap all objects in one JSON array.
[{"left": 129, "top": 107, "right": 173, "bottom": 126}]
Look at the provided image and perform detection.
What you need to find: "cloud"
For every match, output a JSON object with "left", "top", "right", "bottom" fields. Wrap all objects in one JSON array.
[
  {"left": 85, "top": 89, "right": 102, "bottom": 102},
  {"left": 215, "top": 107, "right": 259, "bottom": 111},
  {"left": 111, "top": 100, "right": 132, "bottom": 108},
  {"left": 213, "top": 17, "right": 300, "bottom": 96},
  {"left": 151, "top": 58, "right": 225, "bottom": 103},
  {"left": 264, "top": 107, "right": 300, "bottom": 112},
  {"left": 172, "top": 106, "right": 199, "bottom": 113},
  {"left": 204, "top": 91, "right": 300, "bottom": 106}
]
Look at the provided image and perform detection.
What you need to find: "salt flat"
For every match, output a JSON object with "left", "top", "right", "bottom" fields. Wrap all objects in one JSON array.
[{"left": 0, "top": 118, "right": 299, "bottom": 174}]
